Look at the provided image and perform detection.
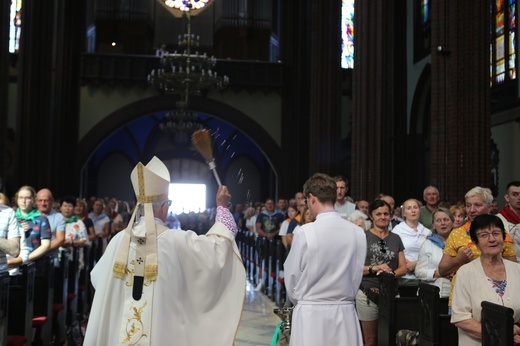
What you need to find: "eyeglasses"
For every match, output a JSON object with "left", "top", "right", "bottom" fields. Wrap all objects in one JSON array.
[
  {"left": 476, "top": 231, "right": 502, "bottom": 240},
  {"left": 17, "top": 196, "right": 32, "bottom": 201},
  {"left": 434, "top": 218, "right": 452, "bottom": 223},
  {"left": 162, "top": 200, "right": 172, "bottom": 207},
  {"left": 378, "top": 239, "right": 387, "bottom": 253}
]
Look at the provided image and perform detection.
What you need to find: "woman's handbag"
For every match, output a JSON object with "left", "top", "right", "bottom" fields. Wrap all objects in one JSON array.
[{"left": 360, "top": 284, "right": 379, "bottom": 306}]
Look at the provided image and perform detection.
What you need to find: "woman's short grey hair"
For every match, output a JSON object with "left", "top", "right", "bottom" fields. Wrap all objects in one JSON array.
[
  {"left": 465, "top": 186, "right": 493, "bottom": 205},
  {"left": 347, "top": 210, "right": 371, "bottom": 230}
]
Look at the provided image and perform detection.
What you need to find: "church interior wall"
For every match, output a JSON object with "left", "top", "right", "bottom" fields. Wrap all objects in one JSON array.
[
  {"left": 207, "top": 89, "right": 282, "bottom": 146},
  {"left": 7, "top": 1, "right": 512, "bottom": 205},
  {"left": 77, "top": 82, "right": 279, "bottom": 201},
  {"left": 491, "top": 119, "right": 520, "bottom": 206},
  {"left": 79, "top": 85, "right": 282, "bottom": 147},
  {"left": 79, "top": 85, "right": 158, "bottom": 140}
]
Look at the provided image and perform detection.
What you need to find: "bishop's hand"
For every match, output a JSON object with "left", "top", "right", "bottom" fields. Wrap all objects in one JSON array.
[{"left": 216, "top": 186, "right": 232, "bottom": 208}]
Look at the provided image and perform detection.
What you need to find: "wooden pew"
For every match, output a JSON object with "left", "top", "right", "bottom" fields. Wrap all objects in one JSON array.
[
  {"left": 67, "top": 248, "right": 80, "bottom": 326},
  {"left": 8, "top": 262, "right": 36, "bottom": 344},
  {"left": 53, "top": 250, "right": 69, "bottom": 345},
  {"left": 240, "top": 229, "right": 249, "bottom": 279},
  {"left": 481, "top": 300, "right": 514, "bottom": 346},
  {"left": 248, "top": 232, "right": 257, "bottom": 283},
  {"left": 77, "top": 245, "right": 91, "bottom": 317},
  {"left": 275, "top": 239, "right": 286, "bottom": 308},
  {"left": 245, "top": 231, "right": 255, "bottom": 282},
  {"left": 257, "top": 237, "right": 268, "bottom": 293},
  {"left": 0, "top": 271, "right": 9, "bottom": 345},
  {"left": 377, "top": 273, "right": 420, "bottom": 346},
  {"left": 237, "top": 228, "right": 248, "bottom": 268},
  {"left": 33, "top": 255, "right": 54, "bottom": 346},
  {"left": 417, "top": 283, "right": 457, "bottom": 346},
  {"left": 267, "top": 238, "right": 278, "bottom": 300}
]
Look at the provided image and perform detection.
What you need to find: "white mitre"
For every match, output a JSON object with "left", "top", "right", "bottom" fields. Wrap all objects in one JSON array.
[
  {"left": 130, "top": 156, "right": 170, "bottom": 204},
  {"left": 112, "top": 156, "right": 170, "bottom": 282}
]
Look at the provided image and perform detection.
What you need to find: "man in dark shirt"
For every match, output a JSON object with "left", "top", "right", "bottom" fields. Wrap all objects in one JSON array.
[{"left": 255, "top": 198, "right": 284, "bottom": 291}]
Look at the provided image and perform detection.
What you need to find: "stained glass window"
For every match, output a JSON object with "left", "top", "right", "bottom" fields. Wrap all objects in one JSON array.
[
  {"left": 491, "top": 0, "right": 516, "bottom": 85},
  {"left": 9, "top": 0, "right": 22, "bottom": 53},
  {"left": 413, "top": 0, "right": 431, "bottom": 62},
  {"left": 508, "top": 0, "right": 516, "bottom": 79},
  {"left": 341, "top": 0, "right": 355, "bottom": 69},
  {"left": 421, "top": 0, "right": 430, "bottom": 24}
]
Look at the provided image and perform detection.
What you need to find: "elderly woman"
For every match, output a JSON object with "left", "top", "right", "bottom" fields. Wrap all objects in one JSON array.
[
  {"left": 392, "top": 198, "right": 432, "bottom": 287},
  {"left": 356, "top": 199, "right": 407, "bottom": 346},
  {"left": 439, "top": 186, "right": 517, "bottom": 308},
  {"left": 347, "top": 209, "right": 371, "bottom": 231},
  {"left": 451, "top": 214, "right": 520, "bottom": 345},
  {"left": 415, "top": 208, "right": 454, "bottom": 297}
]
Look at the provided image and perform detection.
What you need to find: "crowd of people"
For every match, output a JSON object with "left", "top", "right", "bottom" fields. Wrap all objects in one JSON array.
[
  {"left": 0, "top": 158, "right": 246, "bottom": 345},
  {"left": 0, "top": 190, "right": 225, "bottom": 277},
  {"left": 0, "top": 191, "right": 133, "bottom": 275},
  {"left": 1, "top": 174, "right": 519, "bottom": 345},
  {"left": 231, "top": 177, "right": 520, "bottom": 345}
]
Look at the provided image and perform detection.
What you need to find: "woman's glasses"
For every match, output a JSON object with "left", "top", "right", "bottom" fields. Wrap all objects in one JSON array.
[
  {"left": 476, "top": 231, "right": 502, "bottom": 240},
  {"left": 378, "top": 239, "right": 387, "bottom": 253}
]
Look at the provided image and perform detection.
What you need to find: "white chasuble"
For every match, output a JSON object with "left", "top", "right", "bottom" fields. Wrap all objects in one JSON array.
[
  {"left": 117, "top": 232, "right": 155, "bottom": 345},
  {"left": 84, "top": 219, "right": 246, "bottom": 346}
]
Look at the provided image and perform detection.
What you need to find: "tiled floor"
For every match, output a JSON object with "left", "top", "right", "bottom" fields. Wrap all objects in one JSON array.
[{"left": 235, "top": 281, "right": 284, "bottom": 346}]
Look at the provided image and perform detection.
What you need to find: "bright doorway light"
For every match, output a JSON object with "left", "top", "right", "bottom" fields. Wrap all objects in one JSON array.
[{"left": 168, "top": 183, "right": 206, "bottom": 214}]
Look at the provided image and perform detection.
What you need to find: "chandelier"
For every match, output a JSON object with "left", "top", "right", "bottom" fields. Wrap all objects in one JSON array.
[
  {"left": 159, "top": 101, "right": 202, "bottom": 133},
  {"left": 149, "top": 5, "right": 228, "bottom": 134},
  {"left": 149, "top": 51, "right": 228, "bottom": 95},
  {"left": 148, "top": 11, "right": 228, "bottom": 95}
]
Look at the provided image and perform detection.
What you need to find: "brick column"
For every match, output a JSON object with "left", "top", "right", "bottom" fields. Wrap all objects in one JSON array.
[
  {"left": 49, "top": 0, "right": 84, "bottom": 196},
  {"left": 307, "top": 0, "right": 342, "bottom": 175},
  {"left": 16, "top": 1, "right": 56, "bottom": 190},
  {"left": 280, "top": 0, "right": 342, "bottom": 194},
  {"left": 351, "top": 1, "right": 407, "bottom": 201},
  {"left": 431, "top": 1, "right": 490, "bottom": 202},
  {"left": 16, "top": 1, "right": 84, "bottom": 196},
  {"left": 0, "top": 0, "right": 10, "bottom": 192}
]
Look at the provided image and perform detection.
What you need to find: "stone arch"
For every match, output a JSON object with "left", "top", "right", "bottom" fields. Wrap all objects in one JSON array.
[{"left": 77, "top": 95, "right": 281, "bottom": 198}]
